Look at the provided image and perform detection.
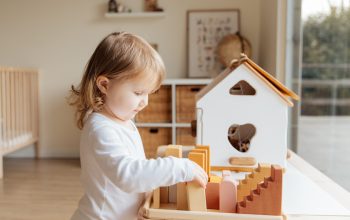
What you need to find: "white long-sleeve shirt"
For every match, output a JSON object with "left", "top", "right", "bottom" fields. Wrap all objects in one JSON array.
[{"left": 71, "top": 112, "right": 195, "bottom": 220}]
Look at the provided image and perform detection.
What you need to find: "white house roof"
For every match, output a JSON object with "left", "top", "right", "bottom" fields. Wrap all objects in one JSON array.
[{"left": 196, "top": 54, "right": 300, "bottom": 107}]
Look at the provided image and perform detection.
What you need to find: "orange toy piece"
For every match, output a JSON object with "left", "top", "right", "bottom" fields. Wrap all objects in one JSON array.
[
  {"left": 187, "top": 151, "right": 207, "bottom": 211},
  {"left": 196, "top": 145, "right": 211, "bottom": 176},
  {"left": 237, "top": 165, "right": 283, "bottom": 216},
  {"left": 237, "top": 163, "right": 271, "bottom": 202}
]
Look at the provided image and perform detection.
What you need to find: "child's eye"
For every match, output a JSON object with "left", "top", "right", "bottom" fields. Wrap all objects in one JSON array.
[{"left": 134, "top": 91, "right": 143, "bottom": 96}]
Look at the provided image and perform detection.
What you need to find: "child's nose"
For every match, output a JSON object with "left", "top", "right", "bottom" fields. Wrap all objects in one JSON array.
[{"left": 140, "top": 95, "right": 148, "bottom": 107}]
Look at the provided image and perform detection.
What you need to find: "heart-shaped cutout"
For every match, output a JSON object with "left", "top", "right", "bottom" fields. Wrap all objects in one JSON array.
[{"left": 227, "top": 123, "right": 256, "bottom": 153}]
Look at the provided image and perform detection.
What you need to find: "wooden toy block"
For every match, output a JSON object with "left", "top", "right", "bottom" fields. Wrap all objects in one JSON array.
[
  {"left": 169, "top": 185, "right": 177, "bottom": 203},
  {"left": 191, "top": 148, "right": 208, "bottom": 174},
  {"left": 165, "top": 145, "right": 183, "bottom": 158},
  {"left": 176, "top": 182, "right": 188, "bottom": 210},
  {"left": 229, "top": 156, "right": 256, "bottom": 166},
  {"left": 160, "top": 187, "right": 169, "bottom": 204},
  {"left": 188, "top": 151, "right": 205, "bottom": 170},
  {"left": 187, "top": 182, "right": 207, "bottom": 211},
  {"left": 165, "top": 145, "right": 182, "bottom": 203},
  {"left": 237, "top": 163, "right": 271, "bottom": 202},
  {"left": 211, "top": 166, "right": 254, "bottom": 172},
  {"left": 156, "top": 145, "right": 195, "bottom": 158},
  {"left": 187, "top": 151, "right": 207, "bottom": 211},
  {"left": 205, "top": 182, "right": 220, "bottom": 209},
  {"left": 237, "top": 165, "right": 283, "bottom": 216},
  {"left": 209, "top": 175, "right": 222, "bottom": 183},
  {"left": 219, "top": 170, "right": 238, "bottom": 213},
  {"left": 196, "top": 145, "right": 211, "bottom": 176},
  {"left": 151, "top": 188, "right": 160, "bottom": 208}
]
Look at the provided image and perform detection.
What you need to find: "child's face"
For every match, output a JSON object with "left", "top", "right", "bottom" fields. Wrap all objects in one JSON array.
[{"left": 101, "top": 76, "right": 153, "bottom": 121}]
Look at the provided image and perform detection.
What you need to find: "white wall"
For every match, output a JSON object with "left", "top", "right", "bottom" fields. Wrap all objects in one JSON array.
[{"left": 0, "top": 0, "right": 281, "bottom": 158}]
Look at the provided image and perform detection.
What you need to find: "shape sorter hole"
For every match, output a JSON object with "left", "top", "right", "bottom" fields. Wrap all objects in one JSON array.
[
  {"left": 227, "top": 123, "right": 256, "bottom": 153},
  {"left": 229, "top": 80, "right": 256, "bottom": 95}
]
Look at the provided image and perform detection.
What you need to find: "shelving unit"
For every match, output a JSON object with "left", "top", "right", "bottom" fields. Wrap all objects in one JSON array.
[
  {"left": 135, "top": 78, "right": 212, "bottom": 158},
  {"left": 104, "top": 12, "right": 165, "bottom": 18}
]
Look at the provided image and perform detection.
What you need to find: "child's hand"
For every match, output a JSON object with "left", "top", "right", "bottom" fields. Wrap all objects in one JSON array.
[{"left": 189, "top": 161, "right": 208, "bottom": 189}]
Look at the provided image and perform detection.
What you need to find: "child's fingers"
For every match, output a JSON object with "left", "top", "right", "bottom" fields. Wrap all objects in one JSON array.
[
  {"left": 198, "top": 175, "right": 207, "bottom": 189},
  {"left": 193, "top": 161, "right": 208, "bottom": 178},
  {"left": 196, "top": 164, "right": 208, "bottom": 182},
  {"left": 192, "top": 161, "right": 208, "bottom": 184}
]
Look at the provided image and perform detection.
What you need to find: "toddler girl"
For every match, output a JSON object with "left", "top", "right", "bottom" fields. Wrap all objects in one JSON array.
[{"left": 69, "top": 32, "right": 208, "bottom": 220}]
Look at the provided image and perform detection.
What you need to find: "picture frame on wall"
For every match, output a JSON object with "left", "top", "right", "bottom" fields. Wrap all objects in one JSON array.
[{"left": 187, "top": 9, "right": 240, "bottom": 78}]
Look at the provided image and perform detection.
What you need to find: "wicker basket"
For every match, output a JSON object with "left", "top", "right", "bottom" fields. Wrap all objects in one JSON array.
[
  {"left": 176, "top": 127, "right": 196, "bottom": 145},
  {"left": 176, "top": 85, "right": 205, "bottom": 123},
  {"left": 135, "top": 85, "right": 172, "bottom": 123},
  {"left": 139, "top": 127, "right": 172, "bottom": 159}
]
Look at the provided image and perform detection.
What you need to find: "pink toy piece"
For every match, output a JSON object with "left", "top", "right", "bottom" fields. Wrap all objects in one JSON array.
[
  {"left": 219, "top": 170, "right": 238, "bottom": 213},
  {"left": 205, "top": 182, "right": 220, "bottom": 209}
]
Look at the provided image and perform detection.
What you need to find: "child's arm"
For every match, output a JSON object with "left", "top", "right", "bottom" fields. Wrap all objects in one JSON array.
[{"left": 90, "top": 126, "right": 196, "bottom": 193}]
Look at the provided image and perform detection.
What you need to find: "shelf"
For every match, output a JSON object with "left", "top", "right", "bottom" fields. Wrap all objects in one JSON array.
[
  {"left": 163, "top": 78, "right": 212, "bottom": 85},
  {"left": 136, "top": 123, "right": 191, "bottom": 128},
  {"left": 137, "top": 79, "right": 211, "bottom": 158},
  {"left": 105, "top": 12, "right": 165, "bottom": 18},
  {"left": 136, "top": 123, "right": 172, "bottom": 128}
]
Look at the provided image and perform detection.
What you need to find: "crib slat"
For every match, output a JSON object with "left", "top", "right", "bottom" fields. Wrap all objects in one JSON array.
[
  {"left": 15, "top": 71, "right": 19, "bottom": 143},
  {"left": 0, "top": 71, "right": 5, "bottom": 149},
  {"left": 0, "top": 67, "right": 39, "bottom": 178},
  {"left": 6, "top": 71, "right": 11, "bottom": 148},
  {"left": 11, "top": 71, "right": 15, "bottom": 148},
  {"left": 19, "top": 71, "right": 23, "bottom": 138}
]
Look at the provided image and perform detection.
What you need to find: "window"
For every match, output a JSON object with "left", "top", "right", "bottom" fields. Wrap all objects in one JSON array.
[
  {"left": 229, "top": 80, "right": 256, "bottom": 95},
  {"left": 291, "top": 0, "right": 350, "bottom": 191}
]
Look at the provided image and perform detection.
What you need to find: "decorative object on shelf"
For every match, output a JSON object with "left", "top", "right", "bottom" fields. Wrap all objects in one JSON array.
[
  {"left": 217, "top": 32, "right": 252, "bottom": 67},
  {"left": 144, "top": 0, "right": 163, "bottom": 12},
  {"left": 107, "top": 0, "right": 131, "bottom": 13},
  {"left": 187, "top": 9, "right": 240, "bottom": 78},
  {"left": 117, "top": 4, "right": 131, "bottom": 13},
  {"left": 108, "top": 0, "right": 118, "bottom": 13},
  {"left": 150, "top": 43, "right": 158, "bottom": 51}
]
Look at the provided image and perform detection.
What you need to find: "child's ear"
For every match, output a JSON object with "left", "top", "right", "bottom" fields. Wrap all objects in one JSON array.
[{"left": 96, "top": 76, "right": 109, "bottom": 95}]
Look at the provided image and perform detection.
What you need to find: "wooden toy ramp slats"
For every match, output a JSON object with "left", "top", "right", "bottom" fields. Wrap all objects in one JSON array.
[
  {"left": 237, "top": 163, "right": 271, "bottom": 202},
  {"left": 237, "top": 165, "right": 283, "bottom": 216}
]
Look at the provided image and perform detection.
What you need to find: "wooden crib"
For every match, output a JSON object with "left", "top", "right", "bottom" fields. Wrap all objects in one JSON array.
[{"left": 0, "top": 67, "right": 39, "bottom": 178}]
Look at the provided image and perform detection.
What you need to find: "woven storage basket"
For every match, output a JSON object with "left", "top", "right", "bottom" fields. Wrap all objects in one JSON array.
[
  {"left": 139, "top": 127, "right": 172, "bottom": 158},
  {"left": 176, "top": 127, "right": 196, "bottom": 145},
  {"left": 176, "top": 85, "right": 205, "bottom": 123},
  {"left": 136, "top": 85, "right": 172, "bottom": 123}
]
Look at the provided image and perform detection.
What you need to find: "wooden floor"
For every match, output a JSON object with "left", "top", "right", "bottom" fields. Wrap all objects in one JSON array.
[{"left": 0, "top": 158, "right": 83, "bottom": 220}]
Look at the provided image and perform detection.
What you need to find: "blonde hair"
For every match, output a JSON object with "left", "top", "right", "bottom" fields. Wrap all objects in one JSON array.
[{"left": 68, "top": 32, "right": 165, "bottom": 129}]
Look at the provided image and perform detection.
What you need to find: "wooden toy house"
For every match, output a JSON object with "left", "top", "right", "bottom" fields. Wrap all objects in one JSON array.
[{"left": 195, "top": 54, "right": 300, "bottom": 168}]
